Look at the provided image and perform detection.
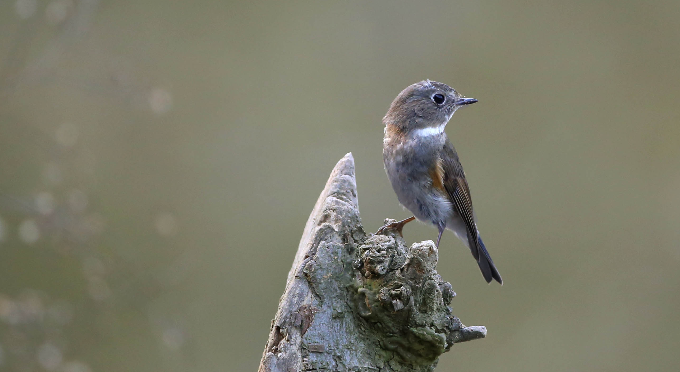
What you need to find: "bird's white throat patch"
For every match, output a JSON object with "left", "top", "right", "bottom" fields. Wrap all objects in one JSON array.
[{"left": 412, "top": 124, "right": 446, "bottom": 137}]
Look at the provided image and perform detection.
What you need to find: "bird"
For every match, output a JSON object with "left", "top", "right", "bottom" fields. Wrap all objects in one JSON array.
[{"left": 379, "top": 80, "right": 502, "bottom": 284}]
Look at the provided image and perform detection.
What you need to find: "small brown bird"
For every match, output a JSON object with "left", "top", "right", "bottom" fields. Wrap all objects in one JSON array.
[{"left": 379, "top": 80, "right": 502, "bottom": 284}]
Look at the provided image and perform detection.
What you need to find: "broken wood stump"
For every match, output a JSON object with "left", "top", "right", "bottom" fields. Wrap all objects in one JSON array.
[{"left": 259, "top": 153, "right": 486, "bottom": 372}]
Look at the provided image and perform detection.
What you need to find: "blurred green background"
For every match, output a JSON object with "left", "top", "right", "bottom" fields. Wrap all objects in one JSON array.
[{"left": 1, "top": 1, "right": 679, "bottom": 371}]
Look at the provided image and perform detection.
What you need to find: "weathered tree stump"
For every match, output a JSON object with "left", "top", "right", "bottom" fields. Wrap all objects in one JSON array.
[{"left": 259, "top": 153, "right": 486, "bottom": 372}]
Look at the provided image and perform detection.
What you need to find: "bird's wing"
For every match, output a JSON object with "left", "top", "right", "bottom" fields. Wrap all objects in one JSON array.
[
  {"left": 440, "top": 140, "right": 503, "bottom": 284},
  {"left": 440, "top": 141, "right": 481, "bottom": 261}
]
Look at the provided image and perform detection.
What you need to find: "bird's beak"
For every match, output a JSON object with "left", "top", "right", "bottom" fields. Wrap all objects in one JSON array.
[{"left": 455, "top": 97, "right": 478, "bottom": 106}]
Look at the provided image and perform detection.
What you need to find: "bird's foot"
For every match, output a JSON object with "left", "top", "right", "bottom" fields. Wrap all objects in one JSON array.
[{"left": 375, "top": 216, "right": 415, "bottom": 237}]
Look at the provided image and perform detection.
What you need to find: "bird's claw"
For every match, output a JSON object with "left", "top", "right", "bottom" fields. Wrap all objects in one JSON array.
[{"left": 375, "top": 216, "right": 415, "bottom": 237}]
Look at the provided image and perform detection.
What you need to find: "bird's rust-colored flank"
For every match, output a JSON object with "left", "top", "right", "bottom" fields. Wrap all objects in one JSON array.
[{"left": 429, "top": 157, "right": 446, "bottom": 194}]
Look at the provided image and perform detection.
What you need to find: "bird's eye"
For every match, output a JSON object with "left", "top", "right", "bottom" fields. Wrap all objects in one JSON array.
[{"left": 432, "top": 93, "right": 445, "bottom": 105}]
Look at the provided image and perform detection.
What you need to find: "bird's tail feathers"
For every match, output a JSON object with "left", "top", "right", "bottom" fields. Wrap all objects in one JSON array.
[{"left": 475, "top": 236, "right": 502, "bottom": 285}]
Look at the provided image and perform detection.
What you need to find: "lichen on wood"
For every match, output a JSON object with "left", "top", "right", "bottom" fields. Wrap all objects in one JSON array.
[{"left": 259, "top": 153, "right": 486, "bottom": 372}]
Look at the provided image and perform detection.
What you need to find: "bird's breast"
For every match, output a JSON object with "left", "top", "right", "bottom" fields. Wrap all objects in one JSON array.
[{"left": 383, "top": 132, "right": 452, "bottom": 224}]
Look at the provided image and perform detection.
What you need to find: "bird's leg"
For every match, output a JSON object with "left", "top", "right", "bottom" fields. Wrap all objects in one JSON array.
[
  {"left": 376, "top": 216, "right": 416, "bottom": 237},
  {"left": 436, "top": 224, "right": 445, "bottom": 248}
]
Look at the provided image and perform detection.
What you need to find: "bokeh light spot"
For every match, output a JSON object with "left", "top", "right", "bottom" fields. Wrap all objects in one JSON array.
[
  {"left": 35, "top": 192, "right": 56, "bottom": 215},
  {"left": 162, "top": 327, "right": 184, "bottom": 351},
  {"left": 15, "top": 0, "right": 37, "bottom": 19},
  {"left": 37, "top": 342, "right": 63, "bottom": 371},
  {"left": 0, "top": 296, "right": 19, "bottom": 324},
  {"left": 45, "top": 0, "right": 72, "bottom": 25},
  {"left": 87, "top": 277, "right": 112, "bottom": 302},
  {"left": 19, "top": 290, "right": 45, "bottom": 322},
  {"left": 42, "top": 162, "right": 63, "bottom": 186},
  {"left": 55, "top": 123, "right": 79, "bottom": 148},
  {"left": 0, "top": 216, "right": 6, "bottom": 243},
  {"left": 18, "top": 219, "right": 40, "bottom": 245},
  {"left": 148, "top": 88, "right": 172, "bottom": 114},
  {"left": 155, "top": 212, "right": 178, "bottom": 237},
  {"left": 61, "top": 361, "right": 92, "bottom": 372}
]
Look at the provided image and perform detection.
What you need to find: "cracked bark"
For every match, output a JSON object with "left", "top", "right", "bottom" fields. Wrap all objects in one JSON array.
[{"left": 259, "top": 153, "right": 487, "bottom": 372}]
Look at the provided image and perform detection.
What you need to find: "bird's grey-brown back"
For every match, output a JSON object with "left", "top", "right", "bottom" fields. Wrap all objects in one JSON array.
[{"left": 381, "top": 80, "right": 502, "bottom": 284}]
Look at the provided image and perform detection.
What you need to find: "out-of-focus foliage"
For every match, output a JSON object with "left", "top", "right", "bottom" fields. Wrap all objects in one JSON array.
[{"left": 0, "top": 1, "right": 678, "bottom": 371}]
